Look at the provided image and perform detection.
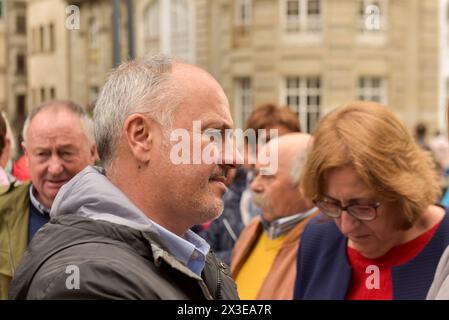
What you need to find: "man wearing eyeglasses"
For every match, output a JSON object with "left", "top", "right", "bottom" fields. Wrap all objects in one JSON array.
[{"left": 231, "top": 132, "right": 319, "bottom": 300}]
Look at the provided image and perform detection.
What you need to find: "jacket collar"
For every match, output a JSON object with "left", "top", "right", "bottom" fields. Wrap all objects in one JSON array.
[
  {"left": 29, "top": 184, "right": 51, "bottom": 216},
  {"left": 260, "top": 207, "right": 318, "bottom": 239}
]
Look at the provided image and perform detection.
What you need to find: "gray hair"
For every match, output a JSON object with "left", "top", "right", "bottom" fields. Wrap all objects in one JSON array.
[
  {"left": 93, "top": 54, "right": 179, "bottom": 169},
  {"left": 22, "top": 100, "right": 95, "bottom": 146},
  {"left": 290, "top": 150, "right": 308, "bottom": 185}
]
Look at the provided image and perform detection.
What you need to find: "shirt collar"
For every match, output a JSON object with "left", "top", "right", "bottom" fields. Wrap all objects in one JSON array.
[
  {"left": 261, "top": 206, "right": 317, "bottom": 240},
  {"left": 153, "top": 221, "right": 210, "bottom": 276},
  {"left": 29, "top": 184, "right": 51, "bottom": 216}
]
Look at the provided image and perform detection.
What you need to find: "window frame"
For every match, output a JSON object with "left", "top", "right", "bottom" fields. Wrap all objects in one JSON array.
[
  {"left": 16, "top": 14, "right": 26, "bottom": 35},
  {"left": 234, "top": 77, "right": 253, "bottom": 129},
  {"left": 282, "top": 76, "right": 321, "bottom": 133},
  {"left": 283, "top": 0, "right": 322, "bottom": 34},
  {"left": 358, "top": 76, "right": 388, "bottom": 105},
  {"left": 88, "top": 17, "right": 99, "bottom": 49}
]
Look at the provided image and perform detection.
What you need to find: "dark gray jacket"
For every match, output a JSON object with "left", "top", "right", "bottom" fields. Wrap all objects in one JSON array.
[{"left": 8, "top": 166, "right": 238, "bottom": 300}]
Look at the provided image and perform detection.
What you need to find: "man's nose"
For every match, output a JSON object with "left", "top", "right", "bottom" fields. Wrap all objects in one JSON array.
[
  {"left": 220, "top": 140, "right": 243, "bottom": 169},
  {"left": 47, "top": 156, "right": 64, "bottom": 176},
  {"left": 339, "top": 210, "right": 360, "bottom": 235}
]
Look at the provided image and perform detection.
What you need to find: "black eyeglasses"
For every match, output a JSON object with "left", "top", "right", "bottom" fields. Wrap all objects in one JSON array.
[{"left": 313, "top": 198, "right": 380, "bottom": 221}]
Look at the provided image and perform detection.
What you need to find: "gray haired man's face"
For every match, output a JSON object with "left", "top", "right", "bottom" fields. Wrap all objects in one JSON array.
[
  {"left": 24, "top": 108, "right": 96, "bottom": 209},
  {"left": 145, "top": 65, "right": 242, "bottom": 230}
]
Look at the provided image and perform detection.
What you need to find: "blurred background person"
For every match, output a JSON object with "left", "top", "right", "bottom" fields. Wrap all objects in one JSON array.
[
  {"left": 0, "top": 113, "right": 14, "bottom": 186},
  {"left": 415, "top": 122, "right": 432, "bottom": 151},
  {"left": 0, "top": 100, "right": 97, "bottom": 300},
  {"left": 430, "top": 130, "right": 449, "bottom": 207},
  {"left": 294, "top": 101, "right": 449, "bottom": 300},
  {"left": 231, "top": 133, "right": 318, "bottom": 300},
  {"left": 430, "top": 130, "right": 449, "bottom": 175},
  {"left": 427, "top": 104, "right": 449, "bottom": 300},
  {"left": 240, "top": 103, "right": 301, "bottom": 225},
  {"left": 11, "top": 154, "right": 30, "bottom": 182},
  {"left": 199, "top": 103, "right": 300, "bottom": 265}
]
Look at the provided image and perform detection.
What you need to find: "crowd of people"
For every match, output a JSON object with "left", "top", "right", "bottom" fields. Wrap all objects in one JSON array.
[{"left": 2, "top": 54, "right": 449, "bottom": 300}]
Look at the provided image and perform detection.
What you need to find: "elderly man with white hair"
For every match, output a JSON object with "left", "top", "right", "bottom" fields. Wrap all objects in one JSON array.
[{"left": 231, "top": 132, "right": 319, "bottom": 300}]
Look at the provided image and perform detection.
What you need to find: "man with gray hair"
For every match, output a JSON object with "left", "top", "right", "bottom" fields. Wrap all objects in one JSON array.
[
  {"left": 9, "top": 55, "right": 241, "bottom": 299},
  {"left": 231, "top": 132, "right": 319, "bottom": 300},
  {"left": 0, "top": 100, "right": 97, "bottom": 300}
]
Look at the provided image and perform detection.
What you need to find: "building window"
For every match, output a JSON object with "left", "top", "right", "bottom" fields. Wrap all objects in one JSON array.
[
  {"left": 39, "top": 26, "right": 44, "bottom": 52},
  {"left": 32, "top": 88, "right": 36, "bottom": 108},
  {"left": 143, "top": 0, "right": 160, "bottom": 53},
  {"left": 234, "top": 0, "right": 252, "bottom": 35},
  {"left": 16, "top": 54, "right": 26, "bottom": 75},
  {"left": 284, "top": 0, "right": 321, "bottom": 33},
  {"left": 50, "top": 87, "right": 56, "bottom": 99},
  {"left": 284, "top": 76, "right": 321, "bottom": 133},
  {"left": 16, "top": 15, "right": 26, "bottom": 34},
  {"left": 88, "top": 18, "right": 99, "bottom": 48},
  {"left": 142, "top": 0, "right": 194, "bottom": 62},
  {"left": 49, "top": 23, "right": 55, "bottom": 51},
  {"left": 358, "top": 77, "right": 387, "bottom": 104},
  {"left": 170, "top": 0, "right": 191, "bottom": 62},
  {"left": 40, "top": 88, "right": 46, "bottom": 103},
  {"left": 16, "top": 95, "right": 26, "bottom": 122},
  {"left": 233, "top": 0, "right": 252, "bottom": 48},
  {"left": 0, "top": 1, "right": 3, "bottom": 19},
  {"left": 234, "top": 77, "right": 252, "bottom": 128},
  {"left": 359, "top": 0, "right": 386, "bottom": 33},
  {"left": 32, "top": 28, "right": 37, "bottom": 53}
]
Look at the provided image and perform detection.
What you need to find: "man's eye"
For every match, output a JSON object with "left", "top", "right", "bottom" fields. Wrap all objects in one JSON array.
[
  {"left": 225, "top": 130, "right": 235, "bottom": 141},
  {"left": 37, "top": 152, "right": 49, "bottom": 157},
  {"left": 204, "top": 129, "right": 222, "bottom": 141},
  {"left": 61, "top": 151, "right": 75, "bottom": 157}
]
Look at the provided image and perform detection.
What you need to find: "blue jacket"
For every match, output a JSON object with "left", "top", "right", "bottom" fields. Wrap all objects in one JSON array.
[{"left": 293, "top": 210, "right": 449, "bottom": 300}]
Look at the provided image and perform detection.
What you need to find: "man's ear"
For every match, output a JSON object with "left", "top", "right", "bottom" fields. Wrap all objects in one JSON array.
[
  {"left": 21, "top": 141, "right": 30, "bottom": 170},
  {"left": 123, "top": 114, "right": 155, "bottom": 164},
  {"left": 89, "top": 144, "right": 99, "bottom": 164},
  {"left": 21, "top": 141, "right": 28, "bottom": 156}
]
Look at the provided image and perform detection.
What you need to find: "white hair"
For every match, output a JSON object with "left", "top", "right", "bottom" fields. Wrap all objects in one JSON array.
[
  {"left": 22, "top": 100, "right": 95, "bottom": 146},
  {"left": 290, "top": 150, "right": 308, "bottom": 185},
  {"left": 93, "top": 54, "right": 180, "bottom": 169}
]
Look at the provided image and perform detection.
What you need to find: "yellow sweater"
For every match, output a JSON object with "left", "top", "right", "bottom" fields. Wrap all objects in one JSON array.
[{"left": 234, "top": 232, "right": 286, "bottom": 300}]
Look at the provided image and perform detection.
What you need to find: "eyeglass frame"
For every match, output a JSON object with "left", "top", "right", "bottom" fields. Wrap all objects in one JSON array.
[{"left": 313, "top": 198, "right": 381, "bottom": 221}]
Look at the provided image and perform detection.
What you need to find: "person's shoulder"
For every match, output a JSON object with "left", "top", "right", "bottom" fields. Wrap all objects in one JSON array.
[
  {"left": 298, "top": 214, "right": 346, "bottom": 258},
  {"left": 0, "top": 181, "right": 30, "bottom": 219},
  {"left": 302, "top": 214, "right": 341, "bottom": 239},
  {"left": 433, "top": 207, "right": 449, "bottom": 236},
  {"left": 0, "top": 180, "right": 30, "bottom": 199},
  {"left": 26, "top": 241, "right": 159, "bottom": 299}
]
